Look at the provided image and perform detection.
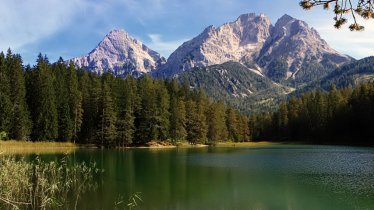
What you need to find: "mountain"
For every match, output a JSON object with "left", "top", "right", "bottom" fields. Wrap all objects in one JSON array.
[
  {"left": 155, "top": 13, "right": 352, "bottom": 86},
  {"left": 176, "top": 61, "right": 293, "bottom": 113},
  {"left": 156, "top": 13, "right": 271, "bottom": 77},
  {"left": 65, "top": 13, "right": 363, "bottom": 114},
  {"left": 257, "top": 14, "right": 351, "bottom": 85},
  {"left": 69, "top": 29, "right": 165, "bottom": 77},
  {"left": 294, "top": 56, "right": 374, "bottom": 94}
]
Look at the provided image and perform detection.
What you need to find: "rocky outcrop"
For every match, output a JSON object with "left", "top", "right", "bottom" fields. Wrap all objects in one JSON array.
[{"left": 69, "top": 29, "right": 165, "bottom": 77}]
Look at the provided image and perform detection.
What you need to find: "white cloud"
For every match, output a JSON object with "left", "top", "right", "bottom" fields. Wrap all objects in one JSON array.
[
  {"left": 0, "top": 0, "right": 89, "bottom": 52},
  {"left": 146, "top": 34, "right": 189, "bottom": 58},
  {"left": 305, "top": 13, "right": 374, "bottom": 59},
  {"left": 313, "top": 20, "right": 374, "bottom": 59}
]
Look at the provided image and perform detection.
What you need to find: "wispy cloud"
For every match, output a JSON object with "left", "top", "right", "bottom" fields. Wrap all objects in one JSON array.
[
  {"left": 146, "top": 34, "right": 189, "bottom": 58},
  {"left": 0, "top": 0, "right": 85, "bottom": 51},
  {"left": 312, "top": 18, "right": 374, "bottom": 59}
]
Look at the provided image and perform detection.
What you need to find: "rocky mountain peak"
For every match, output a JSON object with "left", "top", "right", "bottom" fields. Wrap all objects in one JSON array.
[
  {"left": 69, "top": 29, "right": 165, "bottom": 77},
  {"left": 255, "top": 14, "right": 351, "bottom": 83},
  {"left": 275, "top": 14, "right": 295, "bottom": 26},
  {"left": 156, "top": 13, "right": 272, "bottom": 76}
]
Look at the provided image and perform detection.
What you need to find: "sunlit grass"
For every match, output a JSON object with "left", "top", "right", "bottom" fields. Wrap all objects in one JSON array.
[
  {"left": 214, "top": 141, "right": 274, "bottom": 147},
  {"left": 0, "top": 140, "right": 77, "bottom": 155}
]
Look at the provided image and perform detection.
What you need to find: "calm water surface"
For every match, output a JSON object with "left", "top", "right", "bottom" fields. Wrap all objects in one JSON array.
[{"left": 30, "top": 145, "right": 374, "bottom": 209}]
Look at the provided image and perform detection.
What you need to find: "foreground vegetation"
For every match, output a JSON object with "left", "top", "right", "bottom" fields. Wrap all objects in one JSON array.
[
  {"left": 0, "top": 156, "right": 100, "bottom": 210},
  {"left": 251, "top": 83, "right": 374, "bottom": 146}
]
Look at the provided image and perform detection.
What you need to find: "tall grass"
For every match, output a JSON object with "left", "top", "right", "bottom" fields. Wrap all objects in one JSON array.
[
  {"left": 0, "top": 140, "right": 77, "bottom": 155},
  {"left": 0, "top": 156, "right": 101, "bottom": 210}
]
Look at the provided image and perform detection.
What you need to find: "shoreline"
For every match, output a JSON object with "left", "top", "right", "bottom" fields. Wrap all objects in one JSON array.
[
  {"left": 0, "top": 140, "right": 77, "bottom": 155},
  {"left": 0, "top": 140, "right": 273, "bottom": 154}
]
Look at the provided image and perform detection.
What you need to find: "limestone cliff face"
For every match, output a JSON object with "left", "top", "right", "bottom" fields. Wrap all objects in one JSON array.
[
  {"left": 68, "top": 13, "right": 352, "bottom": 82},
  {"left": 69, "top": 29, "right": 165, "bottom": 77},
  {"left": 157, "top": 13, "right": 272, "bottom": 76},
  {"left": 155, "top": 13, "right": 351, "bottom": 83},
  {"left": 257, "top": 14, "right": 351, "bottom": 80}
]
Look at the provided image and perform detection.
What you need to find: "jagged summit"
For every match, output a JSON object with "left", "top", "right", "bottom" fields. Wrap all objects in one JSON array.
[
  {"left": 155, "top": 13, "right": 351, "bottom": 84},
  {"left": 257, "top": 14, "right": 350, "bottom": 82},
  {"left": 69, "top": 29, "right": 165, "bottom": 77},
  {"left": 68, "top": 13, "right": 352, "bottom": 83},
  {"left": 156, "top": 13, "right": 272, "bottom": 76}
]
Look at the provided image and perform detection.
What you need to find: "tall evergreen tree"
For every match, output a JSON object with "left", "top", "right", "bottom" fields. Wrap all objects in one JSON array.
[
  {"left": 135, "top": 75, "right": 157, "bottom": 143},
  {"left": 169, "top": 98, "right": 187, "bottom": 141},
  {"left": 155, "top": 81, "right": 170, "bottom": 140},
  {"left": 67, "top": 62, "right": 83, "bottom": 143},
  {"left": 115, "top": 76, "right": 137, "bottom": 147},
  {"left": 206, "top": 102, "right": 228, "bottom": 143},
  {"left": 238, "top": 115, "right": 250, "bottom": 142},
  {"left": 226, "top": 107, "right": 239, "bottom": 142},
  {"left": 0, "top": 51, "right": 12, "bottom": 136},
  {"left": 97, "top": 81, "right": 117, "bottom": 146},
  {"left": 29, "top": 54, "right": 58, "bottom": 141},
  {"left": 8, "top": 53, "right": 31, "bottom": 140},
  {"left": 53, "top": 58, "right": 72, "bottom": 141},
  {"left": 185, "top": 99, "right": 207, "bottom": 144}
]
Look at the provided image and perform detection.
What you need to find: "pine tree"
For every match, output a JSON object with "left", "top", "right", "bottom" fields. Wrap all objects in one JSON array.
[
  {"left": 155, "top": 80, "right": 170, "bottom": 140},
  {"left": 238, "top": 115, "right": 250, "bottom": 142},
  {"left": 8, "top": 54, "right": 31, "bottom": 140},
  {"left": 226, "top": 107, "right": 239, "bottom": 142},
  {"left": 185, "top": 99, "right": 207, "bottom": 144},
  {"left": 115, "top": 76, "right": 137, "bottom": 147},
  {"left": 0, "top": 51, "right": 12, "bottom": 137},
  {"left": 206, "top": 102, "right": 227, "bottom": 143},
  {"left": 67, "top": 62, "right": 83, "bottom": 143},
  {"left": 77, "top": 70, "right": 91, "bottom": 143},
  {"left": 53, "top": 58, "right": 72, "bottom": 141},
  {"left": 135, "top": 75, "right": 157, "bottom": 143},
  {"left": 169, "top": 98, "right": 187, "bottom": 141},
  {"left": 30, "top": 54, "right": 58, "bottom": 141},
  {"left": 97, "top": 81, "right": 117, "bottom": 146}
]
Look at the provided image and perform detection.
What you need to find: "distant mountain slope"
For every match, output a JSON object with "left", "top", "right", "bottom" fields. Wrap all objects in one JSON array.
[
  {"left": 293, "top": 56, "right": 374, "bottom": 95},
  {"left": 257, "top": 15, "right": 351, "bottom": 85},
  {"left": 176, "top": 62, "right": 292, "bottom": 113},
  {"left": 155, "top": 13, "right": 352, "bottom": 86},
  {"left": 68, "top": 29, "right": 165, "bottom": 77}
]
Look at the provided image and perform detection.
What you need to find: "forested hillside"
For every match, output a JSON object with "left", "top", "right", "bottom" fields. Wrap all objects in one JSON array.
[
  {"left": 0, "top": 50, "right": 250, "bottom": 146},
  {"left": 294, "top": 56, "right": 374, "bottom": 95},
  {"left": 177, "top": 62, "right": 292, "bottom": 114},
  {"left": 251, "top": 83, "right": 374, "bottom": 146}
]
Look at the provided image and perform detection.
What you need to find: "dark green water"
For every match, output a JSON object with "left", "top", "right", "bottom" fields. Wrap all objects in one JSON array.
[{"left": 36, "top": 145, "right": 374, "bottom": 209}]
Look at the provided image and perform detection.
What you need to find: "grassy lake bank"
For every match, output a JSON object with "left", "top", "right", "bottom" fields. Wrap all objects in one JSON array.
[
  {"left": 0, "top": 140, "right": 78, "bottom": 155},
  {"left": 0, "top": 140, "right": 273, "bottom": 154}
]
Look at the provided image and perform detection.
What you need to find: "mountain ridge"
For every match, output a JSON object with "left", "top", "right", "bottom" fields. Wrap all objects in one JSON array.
[
  {"left": 68, "top": 29, "right": 165, "bottom": 77},
  {"left": 68, "top": 13, "right": 352, "bottom": 83}
]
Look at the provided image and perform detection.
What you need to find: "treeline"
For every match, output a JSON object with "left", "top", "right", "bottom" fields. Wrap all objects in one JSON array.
[
  {"left": 251, "top": 83, "right": 374, "bottom": 146},
  {"left": 0, "top": 50, "right": 250, "bottom": 146}
]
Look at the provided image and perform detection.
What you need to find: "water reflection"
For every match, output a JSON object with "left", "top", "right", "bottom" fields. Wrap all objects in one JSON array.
[{"left": 8, "top": 145, "right": 374, "bottom": 210}]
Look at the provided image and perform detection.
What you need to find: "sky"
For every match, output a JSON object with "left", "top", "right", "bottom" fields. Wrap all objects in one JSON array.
[{"left": 1, "top": 0, "right": 374, "bottom": 65}]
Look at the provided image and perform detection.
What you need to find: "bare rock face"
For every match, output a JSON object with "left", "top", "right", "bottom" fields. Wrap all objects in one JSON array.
[
  {"left": 155, "top": 13, "right": 352, "bottom": 84},
  {"left": 68, "top": 14, "right": 352, "bottom": 85},
  {"left": 157, "top": 13, "right": 272, "bottom": 76},
  {"left": 69, "top": 29, "right": 165, "bottom": 77},
  {"left": 257, "top": 14, "right": 351, "bottom": 80}
]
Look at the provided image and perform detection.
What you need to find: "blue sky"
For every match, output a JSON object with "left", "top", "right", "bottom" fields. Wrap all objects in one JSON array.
[{"left": 1, "top": 0, "right": 373, "bottom": 65}]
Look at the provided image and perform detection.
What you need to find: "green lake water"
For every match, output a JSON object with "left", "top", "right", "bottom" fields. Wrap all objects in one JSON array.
[{"left": 18, "top": 145, "right": 374, "bottom": 209}]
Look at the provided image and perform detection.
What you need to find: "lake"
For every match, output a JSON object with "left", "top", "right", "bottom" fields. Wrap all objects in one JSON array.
[{"left": 11, "top": 144, "right": 374, "bottom": 209}]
